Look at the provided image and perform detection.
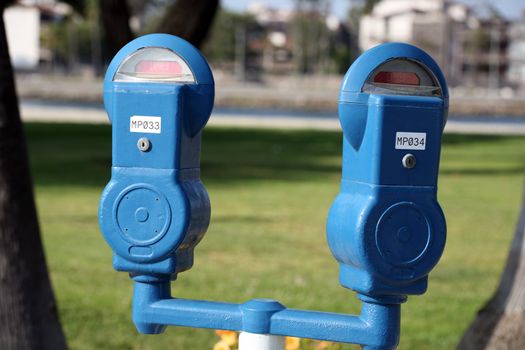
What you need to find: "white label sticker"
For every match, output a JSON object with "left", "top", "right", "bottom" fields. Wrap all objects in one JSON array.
[
  {"left": 130, "top": 116, "right": 161, "bottom": 134},
  {"left": 395, "top": 132, "right": 426, "bottom": 150}
]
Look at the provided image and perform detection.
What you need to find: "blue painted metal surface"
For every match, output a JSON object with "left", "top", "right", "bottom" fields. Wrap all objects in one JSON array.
[
  {"left": 327, "top": 42, "right": 448, "bottom": 300},
  {"left": 98, "top": 39, "right": 447, "bottom": 350},
  {"left": 99, "top": 34, "right": 214, "bottom": 278},
  {"left": 131, "top": 278, "right": 399, "bottom": 349}
]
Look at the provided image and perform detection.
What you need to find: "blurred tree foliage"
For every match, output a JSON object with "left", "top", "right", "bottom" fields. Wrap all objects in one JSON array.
[
  {"left": 43, "top": 16, "right": 96, "bottom": 66},
  {"left": 466, "top": 27, "right": 491, "bottom": 53},
  {"left": 41, "top": 0, "right": 219, "bottom": 73},
  {"left": 100, "top": 0, "right": 133, "bottom": 59},
  {"left": 363, "top": 0, "right": 381, "bottom": 14},
  {"left": 293, "top": 14, "right": 329, "bottom": 74},
  {"left": 157, "top": 0, "right": 219, "bottom": 48},
  {"left": 98, "top": 0, "right": 218, "bottom": 59},
  {"left": 332, "top": 46, "right": 351, "bottom": 74},
  {"left": 39, "top": 0, "right": 104, "bottom": 74},
  {"left": 39, "top": 0, "right": 384, "bottom": 76},
  {"left": 340, "top": 0, "right": 381, "bottom": 71},
  {"left": 202, "top": 9, "right": 257, "bottom": 65}
]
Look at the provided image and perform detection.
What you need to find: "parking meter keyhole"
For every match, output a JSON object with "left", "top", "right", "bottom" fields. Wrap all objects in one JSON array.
[
  {"left": 402, "top": 154, "right": 416, "bottom": 169},
  {"left": 137, "top": 138, "right": 151, "bottom": 152}
]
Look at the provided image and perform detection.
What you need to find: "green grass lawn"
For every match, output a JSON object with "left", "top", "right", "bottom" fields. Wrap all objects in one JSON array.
[{"left": 25, "top": 123, "right": 525, "bottom": 349}]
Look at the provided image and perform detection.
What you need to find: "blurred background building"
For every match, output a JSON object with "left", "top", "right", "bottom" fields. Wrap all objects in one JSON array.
[
  {"left": 508, "top": 16, "right": 525, "bottom": 91},
  {"left": 359, "top": 0, "right": 513, "bottom": 89},
  {"left": 4, "top": 5, "right": 40, "bottom": 70},
  {"left": 4, "top": 0, "right": 525, "bottom": 94}
]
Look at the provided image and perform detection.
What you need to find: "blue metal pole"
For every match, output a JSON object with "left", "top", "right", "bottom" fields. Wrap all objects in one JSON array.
[{"left": 131, "top": 278, "right": 400, "bottom": 348}]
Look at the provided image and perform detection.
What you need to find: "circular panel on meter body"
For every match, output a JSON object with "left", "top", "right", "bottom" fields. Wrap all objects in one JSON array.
[
  {"left": 375, "top": 202, "right": 432, "bottom": 267},
  {"left": 113, "top": 184, "right": 172, "bottom": 246}
]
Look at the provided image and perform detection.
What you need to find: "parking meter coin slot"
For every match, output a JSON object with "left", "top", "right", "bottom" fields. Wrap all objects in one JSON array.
[{"left": 113, "top": 47, "right": 195, "bottom": 84}]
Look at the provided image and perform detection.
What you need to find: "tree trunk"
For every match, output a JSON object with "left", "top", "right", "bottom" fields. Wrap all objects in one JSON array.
[
  {"left": 157, "top": 0, "right": 219, "bottom": 48},
  {"left": 458, "top": 180, "right": 525, "bottom": 349},
  {"left": 0, "top": 13, "right": 68, "bottom": 350},
  {"left": 100, "top": 0, "right": 133, "bottom": 60}
]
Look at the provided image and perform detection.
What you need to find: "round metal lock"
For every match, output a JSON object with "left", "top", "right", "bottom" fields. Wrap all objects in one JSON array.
[
  {"left": 137, "top": 138, "right": 151, "bottom": 152},
  {"left": 402, "top": 153, "right": 416, "bottom": 169}
]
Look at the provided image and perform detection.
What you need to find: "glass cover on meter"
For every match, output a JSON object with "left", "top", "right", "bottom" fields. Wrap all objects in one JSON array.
[
  {"left": 362, "top": 59, "right": 441, "bottom": 97},
  {"left": 113, "top": 47, "right": 195, "bottom": 83}
]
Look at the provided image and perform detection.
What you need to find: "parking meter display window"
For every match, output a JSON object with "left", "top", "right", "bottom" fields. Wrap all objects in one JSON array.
[
  {"left": 362, "top": 59, "right": 442, "bottom": 97},
  {"left": 113, "top": 47, "right": 195, "bottom": 83}
]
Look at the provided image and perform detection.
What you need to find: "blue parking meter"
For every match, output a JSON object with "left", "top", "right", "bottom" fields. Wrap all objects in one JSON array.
[
  {"left": 98, "top": 34, "right": 214, "bottom": 280},
  {"left": 98, "top": 41, "right": 447, "bottom": 350},
  {"left": 327, "top": 42, "right": 448, "bottom": 302}
]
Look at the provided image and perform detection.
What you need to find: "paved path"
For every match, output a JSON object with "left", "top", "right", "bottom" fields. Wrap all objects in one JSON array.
[{"left": 19, "top": 100, "right": 525, "bottom": 136}]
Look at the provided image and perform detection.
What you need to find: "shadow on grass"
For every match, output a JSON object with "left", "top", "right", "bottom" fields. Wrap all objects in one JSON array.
[
  {"left": 211, "top": 215, "right": 273, "bottom": 224},
  {"left": 442, "top": 134, "right": 510, "bottom": 145},
  {"left": 26, "top": 123, "right": 344, "bottom": 187},
  {"left": 440, "top": 167, "right": 525, "bottom": 176},
  {"left": 24, "top": 123, "right": 525, "bottom": 188},
  {"left": 26, "top": 123, "right": 112, "bottom": 187}
]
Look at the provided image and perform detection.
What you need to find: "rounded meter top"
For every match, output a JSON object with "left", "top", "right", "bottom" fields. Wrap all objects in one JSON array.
[
  {"left": 104, "top": 33, "right": 213, "bottom": 86},
  {"left": 103, "top": 34, "right": 214, "bottom": 135},
  {"left": 339, "top": 43, "right": 449, "bottom": 102}
]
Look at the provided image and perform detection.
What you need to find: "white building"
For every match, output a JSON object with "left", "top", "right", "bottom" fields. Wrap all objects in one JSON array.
[
  {"left": 507, "top": 19, "right": 525, "bottom": 90},
  {"left": 3, "top": 1, "right": 72, "bottom": 70},
  {"left": 359, "top": 0, "right": 473, "bottom": 86},
  {"left": 4, "top": 6, "right": 40, "bottom": 70}
]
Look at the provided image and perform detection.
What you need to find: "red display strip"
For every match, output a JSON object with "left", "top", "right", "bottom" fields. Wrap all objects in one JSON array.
[
  {"left": 135, "top": 60, "right": 182, "bottom": 75},
  {"left": 373, "top": 71, "right": 420, "bottom": 86}
]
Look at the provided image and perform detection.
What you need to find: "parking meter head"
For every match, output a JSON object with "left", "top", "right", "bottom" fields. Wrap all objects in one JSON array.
[
  {"left": 338, "top": 43, "right": 448, "bottom": 152},
  {"left": 99, "top": 34, "right": 213, "bottom": 278},
  {"left": 104, "top": 33, "right": 214, "bottom": 137},
  {"left": 328, "top": 43, "right": 448, "bottom": 300}
]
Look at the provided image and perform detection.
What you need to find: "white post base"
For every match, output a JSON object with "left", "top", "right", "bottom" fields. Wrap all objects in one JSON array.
[{"left": 238, "top": 332, "right": 285, "bottom": 350}]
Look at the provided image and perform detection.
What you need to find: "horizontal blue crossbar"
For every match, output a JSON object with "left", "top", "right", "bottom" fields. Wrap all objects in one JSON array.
[{"left": 132, "top": 280, "right": 400, "bottom": 349}]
